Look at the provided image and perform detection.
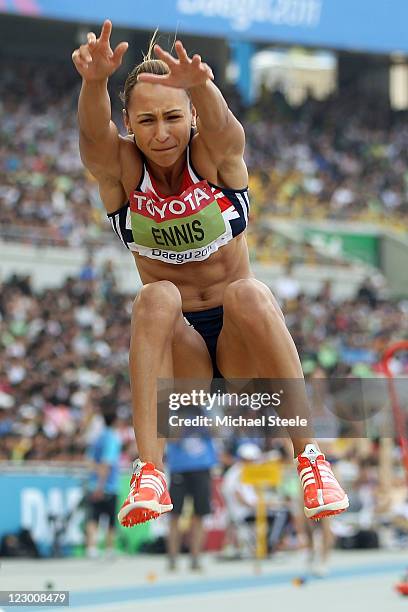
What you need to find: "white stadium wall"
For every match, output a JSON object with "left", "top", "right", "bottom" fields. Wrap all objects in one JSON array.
[{"left": 0, "top": 241, "right": 372, "bottom": 300}]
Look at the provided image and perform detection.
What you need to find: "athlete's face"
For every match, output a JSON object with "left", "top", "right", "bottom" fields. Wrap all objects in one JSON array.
[{"left": 125, "top": 83, "right": 194, "bottom": 167}]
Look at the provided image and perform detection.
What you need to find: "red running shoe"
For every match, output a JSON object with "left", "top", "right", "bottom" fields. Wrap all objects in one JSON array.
[
  {"left": 118, "top": 460, "right": 173, "bottom": 527},
  {"left": 296, "top": 444, "right": 349, "bottom": 520}
]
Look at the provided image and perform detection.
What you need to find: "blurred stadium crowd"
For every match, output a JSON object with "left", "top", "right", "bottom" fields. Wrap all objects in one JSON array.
[
  {"left": 0, "top": 267, "right": 406, "bottom": 455},
  {"left": 1, "top": 59, "right": 408, "bottom": 259}
]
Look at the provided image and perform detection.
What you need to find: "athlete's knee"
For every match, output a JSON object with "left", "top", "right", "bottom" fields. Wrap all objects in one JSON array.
[
  {"left": 224, "top": 279, "right": 266, "bottom": 313},
  {"left": 133, "top": 281, "right": 182, "bottom": 325},
  {"left": 223, "top": 279, "right": 283, "bottom": 326}
]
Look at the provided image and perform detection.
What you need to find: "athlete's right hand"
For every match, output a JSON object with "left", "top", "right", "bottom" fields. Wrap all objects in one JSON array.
[{"left": 72, "top": 20, "right": 128, "bottom": 81}]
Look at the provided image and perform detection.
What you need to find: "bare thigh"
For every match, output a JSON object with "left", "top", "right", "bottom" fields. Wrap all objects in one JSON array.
[
  {"left": 130, "top": 282, "right": 213, "bottom": 380},
  {"left": 216, "top": 279, "right": 285, "bottom": 379},
  {"left": 172, "top": 313, "right": 213, "bottom": 379}
]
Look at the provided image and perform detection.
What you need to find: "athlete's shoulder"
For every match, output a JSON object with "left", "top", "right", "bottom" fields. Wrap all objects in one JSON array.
[
  {"left": 119, "top": 133, "right": 141, "bottom": 157},
  {"left": 189, "top": 132, "right": 220, "bottom": 185},
  {"left": 119, "top": 135, "right": 143, "bottom": 195},
  {"left": 190, "top": 132, "right": 248, "bottom": 191}
]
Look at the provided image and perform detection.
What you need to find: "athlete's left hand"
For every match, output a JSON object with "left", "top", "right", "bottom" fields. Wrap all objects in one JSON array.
[{"left": 137, "top": 40, "right": 214, "bottom": 89}]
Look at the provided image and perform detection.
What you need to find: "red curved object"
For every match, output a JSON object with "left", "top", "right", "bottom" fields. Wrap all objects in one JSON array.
[
  {"left": 381, "top": 341, "right": 408, "bottom": 486},
  {"left": 382, "top": 341, "right": 408, "bottom": 369},
  {"left": 396, "top": 582, "right": 408, "bottom": 596}
]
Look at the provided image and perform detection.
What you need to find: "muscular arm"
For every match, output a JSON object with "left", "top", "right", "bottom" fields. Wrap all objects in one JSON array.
[
  {"left": 78, "top": 79, "right": 121, "bottom": 177},
  {"left": 72, "top": 20, "right": 128, "bottom": 195},
  {"left": 77, "top": 80, "right": 126, "bottom": 213},
  {"left": 79, "top": 78, "right": 111, "bottom": 141},
  {"left": 189, "top": 80, "right": 245, "bottom": 160}
]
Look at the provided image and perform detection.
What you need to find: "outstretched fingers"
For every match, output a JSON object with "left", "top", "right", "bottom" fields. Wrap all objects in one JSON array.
[
  {"left": 72, "top": 49, "right": 86, "bottom": 70},
  {"left": 112, "top": 41, "right": 129, "bottom": 65},
  {"left": 202, "top": 63, "right": 214, "bottom": 80},
  {"left": 80, "top": 44, "right": 93, "bottom": 62},
  {"left": 136, "top": 40, "right": 213, "bottom": 88},
  {"left": 87, "top": 32, "right": 97, "bottom": 47},
  {"left": 153, "top": 44, "right": 179, "bottom": 67},
  {"left": 72, "top": 19, "right": 128, "bottom": 79},
  {"left": 99, "top": 19, "right": 112, "bottom": 44},
  {"left": 72, "top": 45, "right": 92, "bottom": 70},
  {"left": 174, "top": 40, "right": 190, "bottom": 63}
]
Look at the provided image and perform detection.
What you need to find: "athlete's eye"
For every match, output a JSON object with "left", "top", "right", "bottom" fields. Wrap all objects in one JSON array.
[
  {"left": 140, "top": 118, "right": 154, "bottom": 124},
  {"left": 167, "top": 115, "right": 182, "bottom": 121}
]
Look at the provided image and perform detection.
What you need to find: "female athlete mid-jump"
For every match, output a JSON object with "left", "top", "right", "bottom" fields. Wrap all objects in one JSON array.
[{"left": 72, "top": 20, "right": 349, "bottom": 526}]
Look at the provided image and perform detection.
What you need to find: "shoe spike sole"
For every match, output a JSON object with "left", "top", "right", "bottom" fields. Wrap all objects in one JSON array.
[
  {"left": 309, "top": 507, "right": 346, "bottom": 521},
  {"left": 121, "top": 509, "right": 160, "bottom": 527}
]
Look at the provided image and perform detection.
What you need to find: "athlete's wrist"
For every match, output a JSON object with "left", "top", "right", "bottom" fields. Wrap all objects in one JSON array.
[
  {"left": 81, "top": 76, "right": 110, "bottom": 88},
  {"left": 187, "top": 78, "right": 213, "bottom": 95}
]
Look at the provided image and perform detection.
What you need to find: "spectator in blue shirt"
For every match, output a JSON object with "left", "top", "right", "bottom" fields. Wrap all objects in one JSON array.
[
  {"left": 166, "top": 416, "right": 218, "bottom": 571},
  {"left": 86, "top": 409, "right": 122, "bottom": 559}
]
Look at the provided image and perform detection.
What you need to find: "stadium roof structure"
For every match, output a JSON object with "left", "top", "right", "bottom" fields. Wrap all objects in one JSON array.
[{"left": 1, "top": 0, "right": 407, "bottom": 55}]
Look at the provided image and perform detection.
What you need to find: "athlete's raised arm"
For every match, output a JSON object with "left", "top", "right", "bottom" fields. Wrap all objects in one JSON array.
[
  {"left": 138, "top": 41, "right": 246, "bottom": 178},
  {"left": 72, "top": 20, "right": 128, "bottom": 180}
]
